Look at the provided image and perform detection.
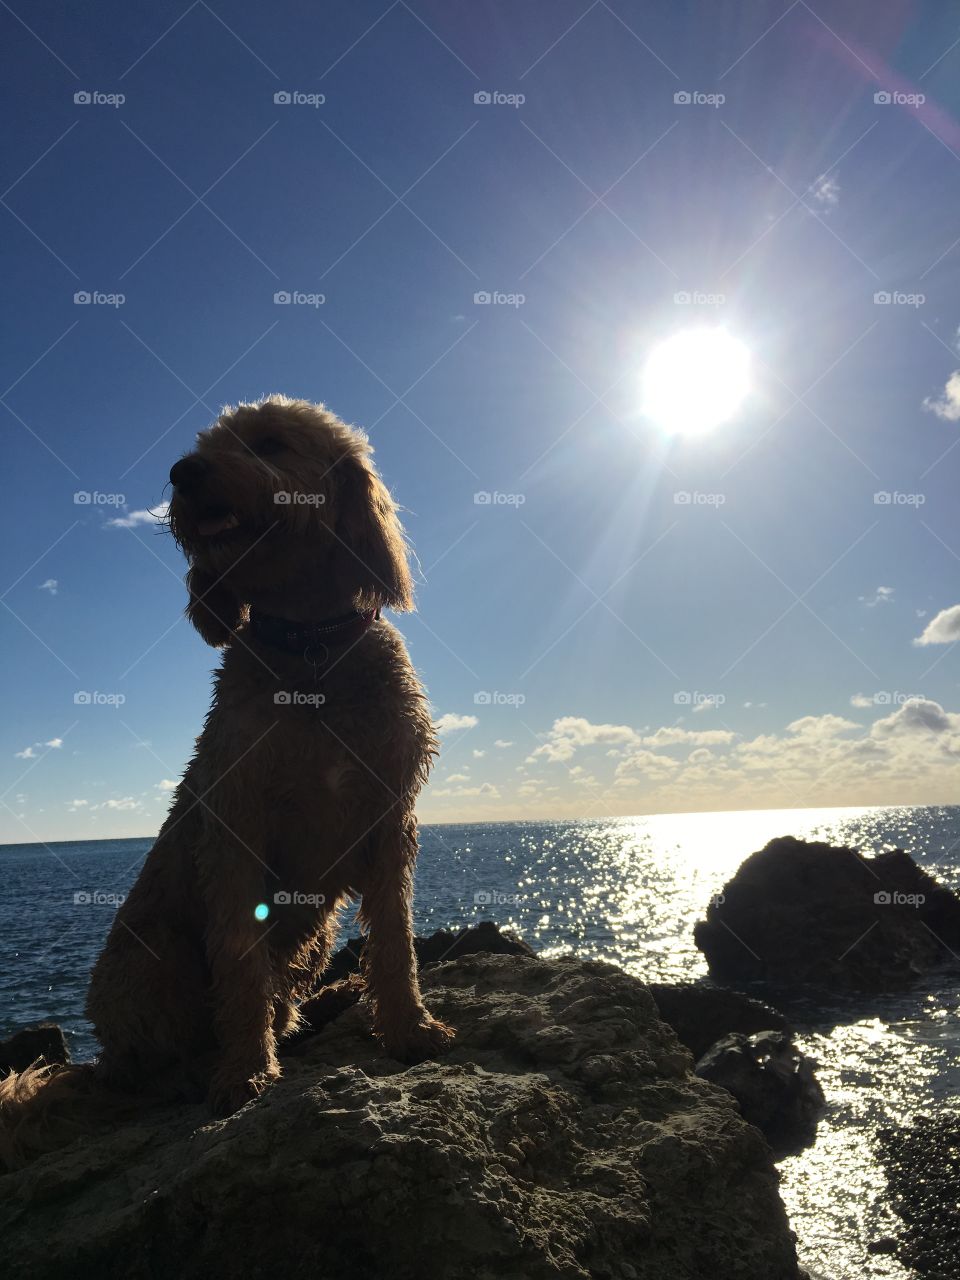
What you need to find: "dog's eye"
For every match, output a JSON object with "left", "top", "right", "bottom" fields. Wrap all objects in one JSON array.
[{"left": 253, "top": 436, "right": 284, "bottom": 457}]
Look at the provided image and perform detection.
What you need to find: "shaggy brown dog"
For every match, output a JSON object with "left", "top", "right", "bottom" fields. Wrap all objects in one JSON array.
[{"left": 2, "top": 396, "right": 454, "bottom": 1144}]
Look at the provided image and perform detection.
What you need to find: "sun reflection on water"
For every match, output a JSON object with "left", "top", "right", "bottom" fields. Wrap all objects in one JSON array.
[{"left": 417, "top": 804, "right": 960, "bottom": 1280}]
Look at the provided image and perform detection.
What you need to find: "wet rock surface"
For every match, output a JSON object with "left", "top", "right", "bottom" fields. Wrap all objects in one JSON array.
[{"left": 0, "top": 955, "right": 804, "bottom": 1280}]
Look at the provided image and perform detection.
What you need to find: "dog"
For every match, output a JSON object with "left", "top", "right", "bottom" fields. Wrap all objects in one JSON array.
[{"left": 2, "top": 396, "right": 453, "bottom": 1149}]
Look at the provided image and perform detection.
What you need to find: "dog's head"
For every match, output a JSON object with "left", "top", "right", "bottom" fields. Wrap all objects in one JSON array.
[{"left": 168, "top": 396, "right": 413, "bottom": 646}]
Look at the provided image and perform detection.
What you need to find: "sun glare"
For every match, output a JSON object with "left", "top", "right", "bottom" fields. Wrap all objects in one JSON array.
[{"left": 642, "top": 328, "right": 751, "bottom": 437}]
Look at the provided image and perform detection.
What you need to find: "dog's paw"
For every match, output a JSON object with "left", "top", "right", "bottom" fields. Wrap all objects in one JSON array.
[
  {"left": 382, "top": 1014, "right": 456, "bottom": 1065},
  {"left": 208, "top": 1065, "right": 280, "bottom": 1116}
]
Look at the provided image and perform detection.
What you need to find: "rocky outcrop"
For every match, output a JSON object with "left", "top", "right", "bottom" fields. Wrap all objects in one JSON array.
[
  {"left": 0, "top": 1022, "right": 70, "bottom": 1074},
  {"left": 876, "top": 1112, "right": 960, "bottom": 1277},
  {"left": 648, "top": 984, "right": 789, "bottom": 1061},
  {"left": 695, "top": 1031, "right": 825, "bottom": 1157},
  {"left": 322, "top": 919, "right": 538, "bottom": 983},
  {"left": 694, "top": 837, "right": 960, "bottom": 990},
  {"left": 0, "top": 955, "right": 803, "bottom": 1280}
]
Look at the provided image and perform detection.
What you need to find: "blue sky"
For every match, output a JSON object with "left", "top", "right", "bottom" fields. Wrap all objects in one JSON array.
[{"left": 3, "top": 0, "right": 960, "bottom": 841}]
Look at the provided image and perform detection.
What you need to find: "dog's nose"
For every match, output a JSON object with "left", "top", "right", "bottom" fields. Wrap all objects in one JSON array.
[{"left": 169, "top": 455, "right": 209, "bottom": 492}]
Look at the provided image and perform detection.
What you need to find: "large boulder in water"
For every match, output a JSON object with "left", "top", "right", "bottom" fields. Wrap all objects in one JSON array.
[
  {"left": 0, "top": 955, "right": 805, "bottom": 1280},
  {"left": 695, "top": 1031, "right": 825, "bottom": 1157},
  {"left": 694, "top": 836, "right": 960, "bottom": 991}
]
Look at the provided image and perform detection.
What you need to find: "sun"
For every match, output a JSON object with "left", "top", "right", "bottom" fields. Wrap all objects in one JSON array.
[{"left": 642, "top": 328, "right": 751, "bottom": 437}]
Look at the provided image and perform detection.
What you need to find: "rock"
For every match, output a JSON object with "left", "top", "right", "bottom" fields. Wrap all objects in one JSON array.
[
  {"left": 0, "top": 955, "right": 803, "bottom": 1280},
  {"left": 0, "top": 1023, "right": 70, "bottom": 1074},
  {"left": 694, "top": 837, "right": 960, "bottom": 990},
  {"left": 695, "top": 1031, "right": 825, "bottom": 1157},
  {"left": 876, "top": 1112, "right": 960, "bottom": 1277},
  {"left": 322, "top": 920, "right": 539, "bottom": 983},
  {"left": 648, "top": 984, "right": 790, "bottom": 1060}
]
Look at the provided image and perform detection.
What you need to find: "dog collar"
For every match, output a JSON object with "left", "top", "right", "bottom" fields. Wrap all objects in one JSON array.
[{"left": 248, "top": 606, "right": 380, "bottom": 661}]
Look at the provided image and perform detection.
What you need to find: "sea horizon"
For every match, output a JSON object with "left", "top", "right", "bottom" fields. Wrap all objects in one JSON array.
[{"left": 5, "top": 799, "right": 958, "bottom": 850}]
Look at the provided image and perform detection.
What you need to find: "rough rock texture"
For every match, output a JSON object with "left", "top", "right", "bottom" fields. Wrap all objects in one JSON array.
[
  {"left": 0, "top": 956, "right": 803, "bottom": 1280},
  {"left": 876, "top": 1112, "right": 960, "bottom": 1278},
  {"left": 694, "top": 837, "right": 960, "bottom": 990},
  {"left": 648, "top": 984, "right": 790, "bottom": 1060},
  {"left": 695, "top": 1031, "right": 825, "bottom": 1157},
  {"left": 322, "top": 919, "right": 538, "bottom": 983},
  {"left": 0, "top": 1022, "right": 70, "bottom": 1074}
]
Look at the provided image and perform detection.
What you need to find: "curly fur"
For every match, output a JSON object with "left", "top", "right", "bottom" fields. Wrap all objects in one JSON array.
[{"left": 2, "top": 396, "right": 453, "bottom": 1162}]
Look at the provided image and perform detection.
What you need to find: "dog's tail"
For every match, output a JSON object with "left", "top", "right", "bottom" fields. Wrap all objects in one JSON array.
[{"left": 0, "top": 1060, "right": 137, "bottom": 1171}]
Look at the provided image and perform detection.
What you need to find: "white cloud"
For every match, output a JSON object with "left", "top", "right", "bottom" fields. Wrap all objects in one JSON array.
[
  {"left": 16, "top": 736, "right": 64, "bottom": 759},
  {"left": 433, "top": 781, "right": 500, "bottom": 799},
  {"left": 38, "top": 578, "right": 58, "bottom": 595},
  {"left": 155, "top": 779, "right": 177, "bottom": 792},
  {"left": 860, "top": 586, "right": 894, "bottom": 608},
  {"left": 92, "top": 797, "right": 143, "bottom": 811},
  {"left": 106, "top": 502, "right": 169, "bottom": 530},
  {"left": 472, "top": 749, "right": 486, "bottom": 759},
  {"left": 493, "top": 739, "right": 513, "bottom": 749},
  {"left": 615, "top": 750, "right": 681, "bottom": 784},
  {"left": 640, "top": 726, "right": 736, "bottom": 747},
  {"left": 872, "top": 698, "right": 959, "bottom": 736},
  {"left": 850, "top": 694, "right": 874, "bottom": 709},
  {"left": 528, "top": 717, "right": 640, "bottom": 763},
  {"left": 434, "top": 713, "right": 478, "bottom": 737},
  {"left": 446, "top": 772, "right": 471, "bottom": 784},
  {"left": 913, "top": 604, "right": 960, "bottom": 646},
  {"left": 786, "top": 714, "right": 859, "bottom": 737},
  {"left": 810, "top": 173, "right": 840, "bottom": 206},
  {"left": 68, "top": 799, "right": 89, "bottom": 811},
  {"left": 923, "top": 371, "right": 960, "bottom": 421}
]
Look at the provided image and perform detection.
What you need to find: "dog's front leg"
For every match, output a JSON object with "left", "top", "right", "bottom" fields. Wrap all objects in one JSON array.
[
  {"left": 196, "top": 831, "right": 280, "bottom": 1115},
  {"left": 359, "top": 816, "right": 455, "bottom": 1063}
]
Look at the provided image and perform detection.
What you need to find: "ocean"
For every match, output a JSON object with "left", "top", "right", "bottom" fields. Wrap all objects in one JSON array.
[{"left": 3, "top": 804, "right": 959, "bottom": 1280}]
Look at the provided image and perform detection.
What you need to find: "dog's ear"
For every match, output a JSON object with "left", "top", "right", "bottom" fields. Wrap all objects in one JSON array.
[
  {"left": 333, "top": 456, "right": 414, "bottom": 612},
  {"left": 184, "top": 565, "right": 245, "bottom": 646}
]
